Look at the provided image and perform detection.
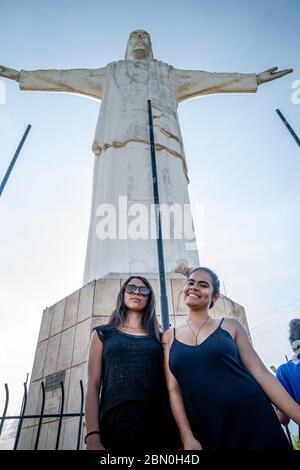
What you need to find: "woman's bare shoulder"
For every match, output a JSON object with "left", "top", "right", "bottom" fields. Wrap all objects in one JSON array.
[{"left": 221, "top": 317, "right": 248, "bottom": 341}]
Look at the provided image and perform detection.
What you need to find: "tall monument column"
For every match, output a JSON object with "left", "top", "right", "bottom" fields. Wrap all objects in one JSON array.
[{"left": 83, "top": 141, "right": 198, "bottom": 282}]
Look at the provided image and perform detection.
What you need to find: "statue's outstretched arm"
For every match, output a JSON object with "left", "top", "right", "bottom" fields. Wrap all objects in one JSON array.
[
  {"left": 256, "top": 67, "right": 293, "bottom": 85},
  {"left": 174, "top": 66, "right": 292, "bottom": 103},
  {"left": 174, "top": 68, "right": 258, "bottom": 103},
  {"left": 0, "top": 65, "right": 106, "bottom": 100}
]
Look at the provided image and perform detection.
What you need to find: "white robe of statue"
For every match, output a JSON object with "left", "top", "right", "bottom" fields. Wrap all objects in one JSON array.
[{"left": 18, "top": 32, "right": 258, "bottom": 283}]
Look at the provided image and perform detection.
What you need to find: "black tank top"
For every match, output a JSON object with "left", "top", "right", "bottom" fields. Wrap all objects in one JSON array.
[
  {"left": 169, "top": 318, "right": 291, "bottom": 449},
  {"left": 94, "top": 325, "right": 168, "bottom": 421}
]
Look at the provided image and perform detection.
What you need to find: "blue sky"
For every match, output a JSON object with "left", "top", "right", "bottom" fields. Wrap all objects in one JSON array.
[{"left": 0, "top": 0, "right": 299, "bottom": 416}]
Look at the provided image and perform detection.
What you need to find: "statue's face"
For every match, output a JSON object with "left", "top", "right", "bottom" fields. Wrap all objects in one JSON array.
[{"left": 125, "top": 30, "right": 153, "bottom": 61}]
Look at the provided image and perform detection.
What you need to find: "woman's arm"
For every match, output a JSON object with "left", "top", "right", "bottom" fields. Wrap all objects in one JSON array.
[
  {"left": 228, "top": 318, "right": 300, "bottom": 426},
  {"left": 277, "top": 409, "right": 290, "bottom": 426},
  {"left": 162, "top": 329, "right": 202, "bottom": 450},
  {"left": 85, "top": 330, "right": 105, "bottom": 450}
]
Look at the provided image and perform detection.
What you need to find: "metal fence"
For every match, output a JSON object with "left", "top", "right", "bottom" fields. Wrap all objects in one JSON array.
[
  {"left": 0, "top": 379, "right": 84, "bottom": 450},
  {"left": 0, "top": 377, "right": 295, "bottom": 450}
]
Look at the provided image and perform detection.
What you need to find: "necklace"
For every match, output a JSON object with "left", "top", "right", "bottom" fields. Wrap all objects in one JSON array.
[{"left": 186, "top": 317, "right": 210, "bottom": 345}]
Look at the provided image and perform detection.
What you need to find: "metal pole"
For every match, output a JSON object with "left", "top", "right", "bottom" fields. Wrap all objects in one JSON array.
[
  {"left": 147, "top": 100, "right": 170, "bottom": 332},
  {"left": 13, "top": 381, "right": 28, "bottom": 450},
  {"left": 34, "top": 381, "right": 46, "bottom": 450},
  {"left": 55, "top": 381, "right": 65, "bottom": 450},
  {"left": 77, "top": 380, "right": 84, "bottom": 450},
  {"left": 276, "top": 109, "right": 300, "bottom": 147},
  {"left": 0, "top": 384, "right": 9, "bottom": 436},
  {"left": 0, "top": 124, "right": 31, "bottom": 197}
]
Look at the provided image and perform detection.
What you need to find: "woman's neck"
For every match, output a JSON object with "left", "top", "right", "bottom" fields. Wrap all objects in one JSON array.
[
  {"left": 188, "top": 308, "right": 210, "bottom": 324},
  {"left": 122, "top": 311, "right": 144, "bottom": 329}
]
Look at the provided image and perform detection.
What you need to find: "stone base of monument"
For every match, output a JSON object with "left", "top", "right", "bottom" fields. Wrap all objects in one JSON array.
[{"left": 18, "top": 273, "right": 249, "bottom": 450}]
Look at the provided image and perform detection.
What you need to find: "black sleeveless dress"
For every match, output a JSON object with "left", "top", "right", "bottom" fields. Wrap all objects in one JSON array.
[
  {"left": 169, "top": 319, "right": 291, "bottom": 450},
  {"left": 94, "top": 325, "right": 179, "bottom": 451}
]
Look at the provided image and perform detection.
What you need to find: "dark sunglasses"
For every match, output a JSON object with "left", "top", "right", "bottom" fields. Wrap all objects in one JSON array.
[{"left": 125, "top": 284, "right": 151, "bottom": 296}]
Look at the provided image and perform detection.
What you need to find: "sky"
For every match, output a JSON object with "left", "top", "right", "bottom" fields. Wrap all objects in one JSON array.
[{"left": 0, "top": 0, "right": 299, "bottom": 424}]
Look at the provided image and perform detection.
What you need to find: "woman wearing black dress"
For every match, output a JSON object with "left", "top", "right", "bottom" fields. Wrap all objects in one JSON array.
[
  {"left": 85, "top": 275, "right": 179, "bottom": 451},
  {"left": 163, "top": 267, "right": 300, "bottom": 450}
]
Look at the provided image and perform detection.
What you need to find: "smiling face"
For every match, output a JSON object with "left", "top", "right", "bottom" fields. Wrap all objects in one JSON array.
[
  {"left": 183, "top": 270, "right": 219, "bottom": 310},
  {"left": 125, "top": 30, "right": 153, "bottom": 61},
  {"left": 124, "top": 277, "right": 149, "bottom": 312}
]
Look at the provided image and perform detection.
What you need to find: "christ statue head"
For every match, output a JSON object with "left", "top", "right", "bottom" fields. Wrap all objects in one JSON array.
[{"left": 125, "top": 30, "right": 153, "bottom": 61}]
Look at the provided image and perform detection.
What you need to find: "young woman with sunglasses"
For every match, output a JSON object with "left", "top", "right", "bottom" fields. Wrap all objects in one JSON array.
[{"left": 85, "top": 275, "right": 179, "bottom": 451}]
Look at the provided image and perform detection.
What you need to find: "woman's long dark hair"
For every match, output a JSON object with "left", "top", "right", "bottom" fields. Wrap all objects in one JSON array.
[{"left": 105, "top": 275, "right": 161, "bottom": 341}]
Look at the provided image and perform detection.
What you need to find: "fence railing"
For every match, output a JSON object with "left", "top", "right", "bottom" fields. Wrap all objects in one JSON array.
[
  {"left": 0, "top": 379, "right": 84, "bottom": 450},
  {"left": 1, "top": 378, "right": 295, "bottom": 450}
]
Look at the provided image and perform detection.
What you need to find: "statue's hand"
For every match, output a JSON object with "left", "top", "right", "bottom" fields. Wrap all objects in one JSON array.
[
  {"left": 0, "top": 65, "right": 20, "bottom": 82},
  {"left": 257, "top": 66, "right": 293, "bottom": 85}
]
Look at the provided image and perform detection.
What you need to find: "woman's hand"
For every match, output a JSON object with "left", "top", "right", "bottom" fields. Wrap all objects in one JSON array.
[
  {"left": 182, "top": 434, "right": 203, "bottom": 450},
  {"left": 86, "top": 434, "right": 106, "bottom": 450}
]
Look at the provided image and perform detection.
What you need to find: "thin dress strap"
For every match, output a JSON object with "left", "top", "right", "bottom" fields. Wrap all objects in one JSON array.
[
  {"left": 173, "top": 327, "right": 176, "bottom": 339},
  {"left": 219, "top": 317, "right": 225, "bottom": 327}
]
